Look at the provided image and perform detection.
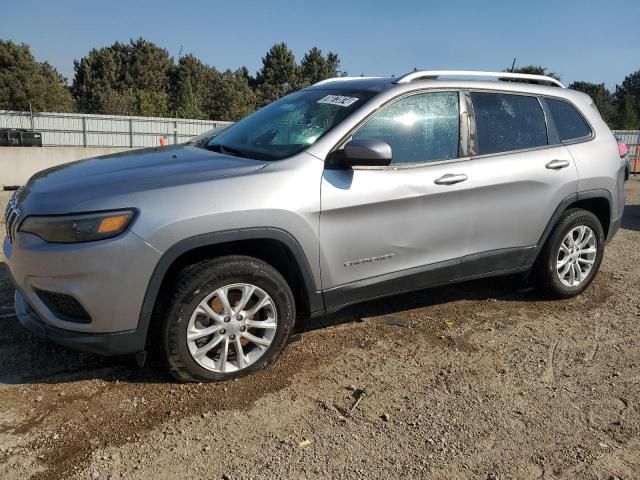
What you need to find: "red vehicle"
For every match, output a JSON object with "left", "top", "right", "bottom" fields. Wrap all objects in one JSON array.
[{"left": 616, "top": 136, "right": 631, "bottom": 180}]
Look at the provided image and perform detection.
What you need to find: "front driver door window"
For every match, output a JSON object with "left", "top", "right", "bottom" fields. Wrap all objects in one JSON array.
[{"left": 351, "top": 91, "right": 460, "bottom": 165}]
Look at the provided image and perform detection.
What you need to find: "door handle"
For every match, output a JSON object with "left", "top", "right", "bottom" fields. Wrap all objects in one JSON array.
[
  {"left": 545, "top": 159, "right": 571, "bottom": 170},
  {"left": 434, "top": 173, "right": 468, "bottom": 185}
]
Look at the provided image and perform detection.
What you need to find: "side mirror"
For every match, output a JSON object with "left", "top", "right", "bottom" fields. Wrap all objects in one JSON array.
[{"left": 341, "top": 138, "right": 392, "bottom": 167}]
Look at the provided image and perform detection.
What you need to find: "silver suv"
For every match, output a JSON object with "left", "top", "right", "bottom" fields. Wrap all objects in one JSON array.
[{"left": 4, "top": 70, "right": 626, "bottom": 382}]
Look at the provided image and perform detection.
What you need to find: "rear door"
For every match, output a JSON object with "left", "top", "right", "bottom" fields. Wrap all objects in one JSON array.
[{"left": 462, "top": 91, "right": 578, "bottom": 270}]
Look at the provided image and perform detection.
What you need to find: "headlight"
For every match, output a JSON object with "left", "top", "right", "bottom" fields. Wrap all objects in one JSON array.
[{"left": 19, "top": 210, "right": 136, "bottom": 243}]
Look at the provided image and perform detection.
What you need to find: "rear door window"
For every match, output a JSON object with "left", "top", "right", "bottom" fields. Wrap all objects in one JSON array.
[
  {"left": 470, "top": 92, "right": 548, "bottom": 155},
  {"left": 546, "top": 98, "right": 591, "bottom": 141}
]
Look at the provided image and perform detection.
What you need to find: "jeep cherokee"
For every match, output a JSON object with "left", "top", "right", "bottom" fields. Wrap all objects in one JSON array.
[{"left": 4, "top": 70, "right": 626, "bottom": 382}]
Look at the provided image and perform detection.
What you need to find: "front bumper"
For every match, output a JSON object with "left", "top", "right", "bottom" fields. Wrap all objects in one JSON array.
[
  {"left": 5, "top": 229, "right": 162, "bottom": 351},
  {"left": 14, "top": 288, "right": 146, "bottom": 355}
]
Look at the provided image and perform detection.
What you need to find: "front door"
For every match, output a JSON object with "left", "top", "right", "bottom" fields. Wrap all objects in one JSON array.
[{"left": 319, "top": 90, "right": 475, "bottom": 307}]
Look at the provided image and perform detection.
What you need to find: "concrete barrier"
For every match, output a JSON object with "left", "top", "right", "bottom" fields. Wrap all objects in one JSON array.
[{"left": 0, "top": 146, "right": 135, "bottom": 186}]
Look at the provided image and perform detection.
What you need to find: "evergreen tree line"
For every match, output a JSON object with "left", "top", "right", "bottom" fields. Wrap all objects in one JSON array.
[
  {"left": 0, "top": 39, "right": 340, "bottom": 121},
  {"left": 1, "top": 38, "right": 639, "bottom": 129}
]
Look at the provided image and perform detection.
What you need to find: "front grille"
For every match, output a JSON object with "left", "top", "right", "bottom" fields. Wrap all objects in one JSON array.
[
  {"left": 4, "top": 190, "right": 20, "bottom": 244},
  {"left": 35, "top": 289, "right": 92, "bottom": 323}
]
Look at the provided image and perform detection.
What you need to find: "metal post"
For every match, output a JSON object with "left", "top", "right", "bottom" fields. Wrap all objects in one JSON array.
[
  {"left": 82, "top": 117, "right": 87, "bottom": 147},
  {"left": 129, "top": 118, "right": 134, "bottom": 148},
  {"left": 29, "top": 103, "right": 35, "bottom": 131},
  {"left": 174, "top": 120, "right": 179, "bottom": 145}
]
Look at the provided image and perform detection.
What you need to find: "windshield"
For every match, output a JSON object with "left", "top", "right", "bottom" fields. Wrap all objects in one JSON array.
[{"left": 203, "top": 89, "right": 376, "bottom": 160}]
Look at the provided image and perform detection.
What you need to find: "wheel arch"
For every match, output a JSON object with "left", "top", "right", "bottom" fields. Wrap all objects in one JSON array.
[
  {"left": 136, "top": 228, "right": 323, "bottom": 346},
  {"left": 568, "top": 194, "right": 611, "bottom": 239},
  {"left": 528, "top": 190, "right": 612, "bottom": 265}
]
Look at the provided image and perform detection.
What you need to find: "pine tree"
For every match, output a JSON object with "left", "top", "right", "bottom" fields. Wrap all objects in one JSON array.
[
  {"left": 0, "top": 40, "right": 75, "bottom": 112},
  {"left": 300, "top": 47, "right": 341, "bottom": 86},
  {"left": 255, "top": 42, "right": 300, "bottom": 107},
  {"left": 170, "top": 54, "right": 215, "bottom": 118},
  {"left": 621, "top": 96, "right": 639, "bottom": 129},
  {"left": 72, "top": 39, "right": 172, "bottom": 115},
  {"left": 207, "top": 69, "right": 257, "bottom": 121},
  {"left": 174, "top": 78, "right": 203, "bottom": 119},
  {"left": 615, "top": 70, "right": 640, "bottom": 129}
]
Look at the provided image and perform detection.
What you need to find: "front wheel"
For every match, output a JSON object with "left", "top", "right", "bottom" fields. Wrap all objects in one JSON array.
[
  {"left": 533, "top": 209, "right": 605, "bottom": 299},
  {"left": 160, "top": 256, "right": 295, "bottom": 382}
]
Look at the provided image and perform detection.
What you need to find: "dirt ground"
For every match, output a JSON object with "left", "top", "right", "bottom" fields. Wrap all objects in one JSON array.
[{"left": 0, "top": 179, "right": 639, "bottom": 480}]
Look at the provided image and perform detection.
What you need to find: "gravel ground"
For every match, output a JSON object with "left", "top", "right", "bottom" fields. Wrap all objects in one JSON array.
[{"left": 0, "top": 179, "right": 639, "bottom": 480}]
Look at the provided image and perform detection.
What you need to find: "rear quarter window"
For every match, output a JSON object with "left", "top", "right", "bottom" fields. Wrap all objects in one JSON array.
[
  {"left": 470, "top": 92, "right": 548, "bottom": 155},
  {"left": 546, "top": 98, "right": 591, "bottom": 141}
]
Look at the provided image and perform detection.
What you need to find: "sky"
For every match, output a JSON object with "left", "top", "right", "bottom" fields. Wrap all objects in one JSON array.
[{"left": 1, "top": 0, "right": 638, "bottom": 89}]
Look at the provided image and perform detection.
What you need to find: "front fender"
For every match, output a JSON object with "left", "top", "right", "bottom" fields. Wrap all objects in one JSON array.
[{"left": 134, "top": 227, "right": 324, "bottom": 346}]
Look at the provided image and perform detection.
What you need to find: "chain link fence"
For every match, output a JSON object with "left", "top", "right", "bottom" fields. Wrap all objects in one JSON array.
[{"left": 0, "top": 110, "right": 233, "bottom": 148}]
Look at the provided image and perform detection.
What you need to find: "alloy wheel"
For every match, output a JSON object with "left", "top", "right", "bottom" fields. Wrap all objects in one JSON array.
[
  {"left": 556, "top": 225, "right": 597, "bottom": 287},
  {"left": 186, "top": 283, "right": 277, "bottom": 373}
]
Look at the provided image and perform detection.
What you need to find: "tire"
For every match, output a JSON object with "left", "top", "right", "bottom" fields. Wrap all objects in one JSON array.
[
  {"left": 533, "top": 208, "right": 605, "bottom": 299},
  {"left": 160, "top": 255, "right": 295, "bottom": 382}
]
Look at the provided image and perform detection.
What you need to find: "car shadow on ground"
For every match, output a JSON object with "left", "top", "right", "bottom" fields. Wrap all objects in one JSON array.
[
  {"left": 297, "top": 274, "right": 534, "bottom": 334},
  {"left": 622, "top": 204, "right": 640, "bottom": 231}
]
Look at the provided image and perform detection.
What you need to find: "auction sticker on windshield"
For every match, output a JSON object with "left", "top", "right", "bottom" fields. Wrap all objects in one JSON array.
[{"left": 317, "top": 95, "right": 359, "bottom": 107}]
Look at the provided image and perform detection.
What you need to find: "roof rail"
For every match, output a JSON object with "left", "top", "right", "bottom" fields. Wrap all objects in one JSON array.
[
  {"left": 393, "top": 70, "right": 565, "bottom": 88},
  {"left": 313, "top": 76, "right": 383, "bottom": 86}
]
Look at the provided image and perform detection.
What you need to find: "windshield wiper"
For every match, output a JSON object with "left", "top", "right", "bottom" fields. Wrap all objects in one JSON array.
[{"left": 206, "top": 143, "right": 247, "bottom": 158}]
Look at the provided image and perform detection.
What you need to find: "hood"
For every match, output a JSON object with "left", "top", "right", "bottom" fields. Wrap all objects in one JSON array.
[{"left": 17, "top": 145, "right": 268, "bottom": 214}]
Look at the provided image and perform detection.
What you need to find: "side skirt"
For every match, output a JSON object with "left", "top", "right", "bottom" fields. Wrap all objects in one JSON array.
[{"left": 318, "top": 246, "right": 534, "bottom": 315}]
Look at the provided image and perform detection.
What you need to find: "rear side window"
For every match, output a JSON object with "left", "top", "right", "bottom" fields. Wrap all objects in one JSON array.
[
  {"left": 471, "top": 92, "right": 548, "bottom": 155},
  {"left": 352, "top": 91, "right": 459, "bottom": 165},
  {"left": 546, "top": 98, "right": 591, "bottom": 141}
]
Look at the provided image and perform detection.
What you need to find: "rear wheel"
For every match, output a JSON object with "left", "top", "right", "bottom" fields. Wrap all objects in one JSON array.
[
  {"left": 533, "top": 208, "right": 605, "bottom": 299},
  {"left": 160, "top": 256, "right": 295, "bottom": 382}
]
